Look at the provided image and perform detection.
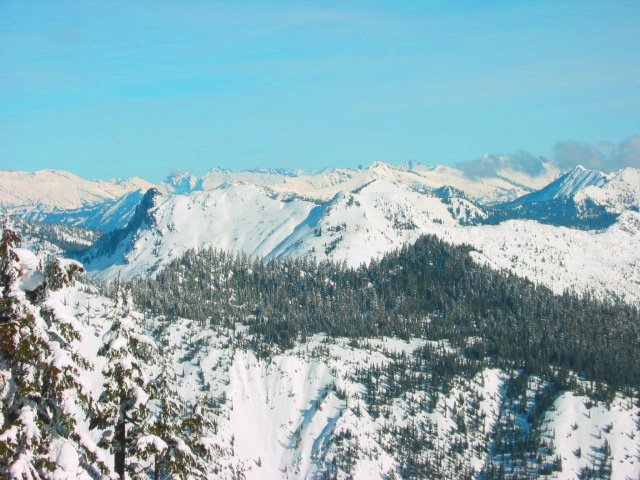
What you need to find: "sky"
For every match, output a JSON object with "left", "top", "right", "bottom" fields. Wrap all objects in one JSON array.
[{"left": 1, "top": 1, "right": 639, "bottom": 182}]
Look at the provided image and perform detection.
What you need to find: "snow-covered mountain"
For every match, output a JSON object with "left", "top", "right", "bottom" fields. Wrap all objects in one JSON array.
[
  {"left": 267, "top": 179, "right": 486, "bottom": 265},
  {"left": 80, "top": 184, "right": 317, "bottom": 280},
  {"left": 0, "top": 169, "right": 155, "bottom": 210},
  {"left": 0, "top": 158, "right": 558, "bottom": 234},
  {"left": 201, "top": 158, "right": 559, "bottom": 204},
  {"left": 78, "top": 179, "right": 490, "bottom": 279},
  {"left": 76, "top": 177, "right": 640, "bottom": 305},
  {"left": 575, "top": 167, "right": 640, "bottom": 213},
  {"left": 20, "top": 189, "right": 146, "bottom": 232},
  {"left": 2, "top": 162, "right": 639, "bottom": 305},
  {"left": 507, "top": 165, "right": 610, "bottom": 205},
  {"left": 492, "top": 166, "right": 638, "bottom": 229}
]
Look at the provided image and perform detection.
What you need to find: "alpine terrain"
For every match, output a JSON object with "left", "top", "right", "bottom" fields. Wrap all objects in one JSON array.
[{"left": 1, "top": 158, "right": 640, "bottom": 479}]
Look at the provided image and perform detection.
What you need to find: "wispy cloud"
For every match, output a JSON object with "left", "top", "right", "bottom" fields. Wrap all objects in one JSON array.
[
  {"left": 456, "top": 134, "right": 640, "bottom": 178},
  {"left": 553, "top": 135, "right": 640, "bottom": 171},
  {"left": 456, "top": 150, "right": 548, "bottom": 178}
]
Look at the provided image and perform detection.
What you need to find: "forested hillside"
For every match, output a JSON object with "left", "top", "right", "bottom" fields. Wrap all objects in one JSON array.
[
  {"left": 2, "top": 222, "right": 640, "bottom": 479},
  {"left": 131, "top": 235, "right": 639, "bottom": 391}
]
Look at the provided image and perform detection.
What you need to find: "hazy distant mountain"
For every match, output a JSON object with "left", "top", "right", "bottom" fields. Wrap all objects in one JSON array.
[
  {"left": 164, "top": 171, "right": 204, "bottom": 194},
  {"left": 0, "top": 169, "right": 155, "bottom": 210},
  {"left": 200, "top": 159, "right": 560, "bottom": 204}
]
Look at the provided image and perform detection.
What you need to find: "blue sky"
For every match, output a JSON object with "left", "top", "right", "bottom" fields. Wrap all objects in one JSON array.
[{"left": 1, "top": 1, "right": 639, "bottom": 181}]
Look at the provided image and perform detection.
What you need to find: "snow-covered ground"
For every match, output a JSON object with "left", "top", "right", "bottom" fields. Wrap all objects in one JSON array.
[
  {"left": 7, "top": 239, "right": 640, "bottom": 479},
  {"left": 545, "top": 392, "right": 639, "bottom": 479},
  {"left": 53, "top": 282, "right": 640, "bottom": 479},
  {"left": 443, "top": 211, "right": 640, "bottom": 304}
]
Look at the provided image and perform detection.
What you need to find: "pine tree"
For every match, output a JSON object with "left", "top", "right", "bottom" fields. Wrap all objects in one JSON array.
[
  {"left": 143, "top": 353, "right": 205, "bottom": 479},
  {"left": 0, "top": 220, "right": 109, "bottom": 478},
  {"left": 0, "top": 220, "right": 48, "bottom": 478},
  {"left": 93, "top": 282, "right": 157, "bottom": 479}
]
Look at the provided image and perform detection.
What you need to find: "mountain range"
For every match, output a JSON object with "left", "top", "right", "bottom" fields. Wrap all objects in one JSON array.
[
  {"left": 2, "top": 159, "right": 639, "bottom": 303},
  {"left": 2, "top": 157, "right": 640, "bottom": 479}
]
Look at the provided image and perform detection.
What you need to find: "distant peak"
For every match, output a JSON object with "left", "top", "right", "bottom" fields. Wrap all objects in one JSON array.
[
  {"left": 403, "top": 159, "right": 419, "bottom": 171},
  {"left": 366, "top": 161, "right": 395, "bottom": 177},
  {"left": 248, "top": 167, "right": 300, "bottom": 177},
  {"left": 368, "top": 161, "right": 390, "bottom": 169},
  {"left": 164, "top": 171, "right": 202, "bottom": 194},
  {"left": 165, "top": 170, "right": 193, "bottom": 180},
  {"left": 562, "top": 165, "right": 605, "bottom": 182}
]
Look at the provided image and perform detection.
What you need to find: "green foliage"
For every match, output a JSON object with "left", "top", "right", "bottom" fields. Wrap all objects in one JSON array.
[
  {"left": 0, "top": 221, "right": 107, "bottom": 478},
  {"left": 94, "top": 284, "right": 157, "bottom": 479},
  {"left": 131, "top": 234, "right": 640, "bottom": 390}
]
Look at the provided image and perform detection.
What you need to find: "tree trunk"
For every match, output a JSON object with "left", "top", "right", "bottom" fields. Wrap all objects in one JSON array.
[{"left": 115, "top": 415, "right": 126, "bottom": 480}]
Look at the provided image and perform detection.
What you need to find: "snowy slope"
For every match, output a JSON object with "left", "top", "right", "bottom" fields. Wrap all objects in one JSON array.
[
  {"left": 8, "top": 237, "right": 640, "bottom": 479},
  {"left": 82, "top": 183, "right": 317, "bottom": 280},
  {"left": 575, "top": 167, "right": 640, "bottom": 213},
  {"left": 20, "top": 190, "right": 146, "bottom": 232},
  {"left": 506, "top": 165, "right": 609, "bottom": 206},
  {"left": 0, "top": 169, "right": 155, "bottom": 210},
  {"left": 544, "top": 392, "right": 639, "bottom": 479},
  {"left": 79, "top": 178, "right": 640, "bottom": 304},
  {"left": 444, "top": 211, "right": 640, "bottom": 304},
  {"left": 268, "top": 179, "right": 482, "bottom": 266}
]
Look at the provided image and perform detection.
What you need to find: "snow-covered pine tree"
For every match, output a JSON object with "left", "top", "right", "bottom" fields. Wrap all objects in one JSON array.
[
  {"left": 182, "top": 394, "right": 218, "bottom": 476},
  {"left": 93, "top": 282, "right": 158, "bottom": 479},
  {"left": 0, "top": 220, "right": 47, "bottom": 478},
  {"left": 0, "top": 220, "right": 109, "bottom": 479},
  {"left": 37, "top": 255, "right": 111, "bottom": 478},
  {"left": 141, "top": 352, "right": 203, "bottom": 479}
]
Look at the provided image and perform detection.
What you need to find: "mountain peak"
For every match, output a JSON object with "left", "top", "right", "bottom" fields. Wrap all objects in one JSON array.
[
  {"left": 530, "top": 165, "right": 607, "bottom": 201},
  {"left": 366, "top": 161, "right": 395, "bottom": 179},
  {"left": 164, "top": 171, "right": 203, "bottom": 194}
]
